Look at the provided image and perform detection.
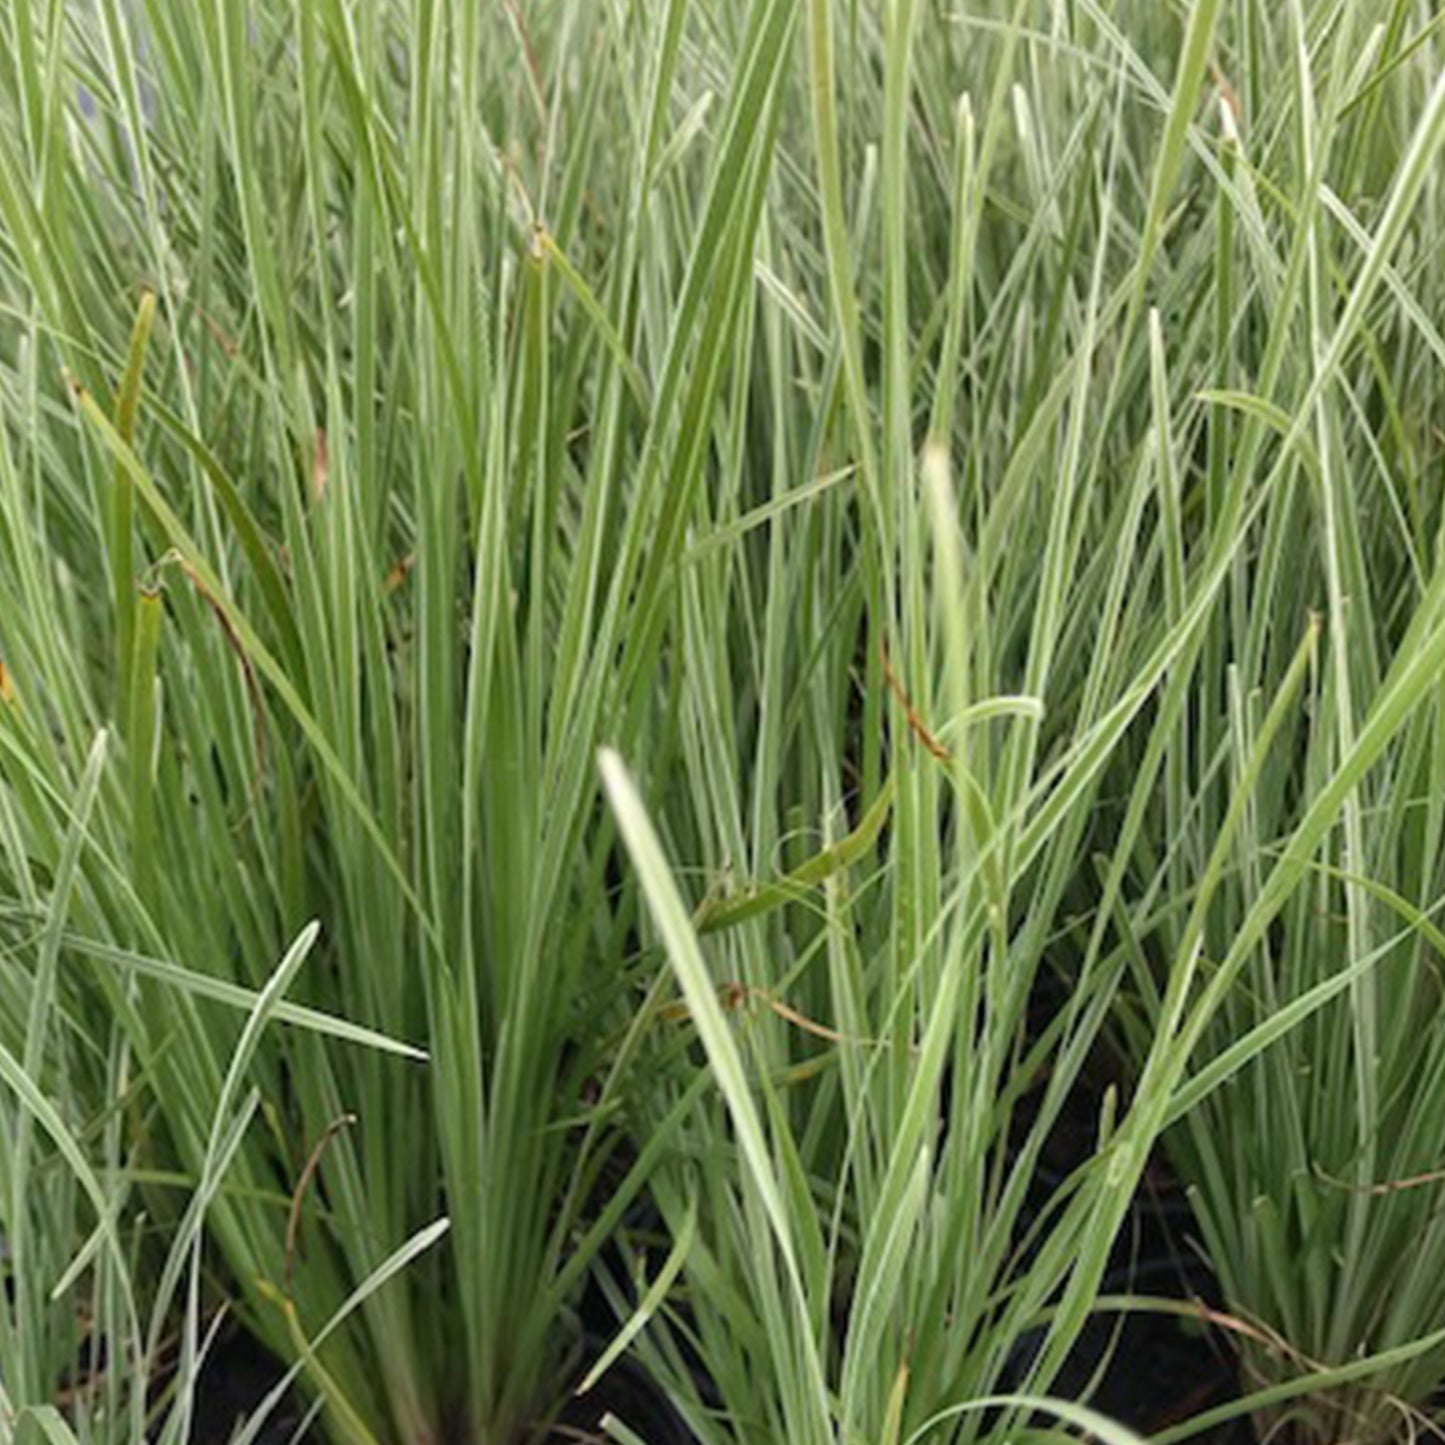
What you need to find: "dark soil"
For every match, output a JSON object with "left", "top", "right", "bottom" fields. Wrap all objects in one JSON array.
[
  {"left": 1046, "top": 1193, "right": 1255, "bottom": 1445},
  {"left": 188, "top": 1170, "right": 1253, "bottom": 1445},
  {"left": 187, "top": 1322, "right": 691, "bottom": 1445},
  {"left": 190, "top": 1321, "right": 306, "bottom": 1445},
  {"left": 191, "top": 966, "right": 1253, "bottom": 1444}
]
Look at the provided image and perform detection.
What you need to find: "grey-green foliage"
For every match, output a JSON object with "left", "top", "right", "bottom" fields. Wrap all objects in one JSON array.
[
  {"left": 1114, "top": 5, "right": 1445, "bottom": 1441},
  {"left": 599, "top": 4, "right": 1445, "bottom": 1445},
  {"left": 0, "top": 0, "right": 766, "bottom": 1439},
  {"left": 2, "top": 3, "right": 1445, "bottom": 1445}
]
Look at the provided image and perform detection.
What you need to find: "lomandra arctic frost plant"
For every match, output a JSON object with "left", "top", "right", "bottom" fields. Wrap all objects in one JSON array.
[{"left": 4, "top": 2, "right": 1445, "bottom": 1445}]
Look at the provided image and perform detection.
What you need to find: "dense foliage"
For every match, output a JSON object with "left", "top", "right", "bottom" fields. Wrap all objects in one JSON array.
[{"left": 2, "top": 4, "right": 1445, "bottom": 1444}]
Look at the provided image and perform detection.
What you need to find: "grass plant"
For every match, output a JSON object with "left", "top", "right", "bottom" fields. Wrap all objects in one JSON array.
[
  {"left": 1095, "top": 8, "right": 1445, "bottom": 1441},
  {"left": 2, "top": 3, "right": 1445, "bottom": 1445}
]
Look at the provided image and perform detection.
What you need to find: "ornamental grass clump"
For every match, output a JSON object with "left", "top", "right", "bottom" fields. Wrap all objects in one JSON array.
[
  {"left": 1095, "top": 7, "right": 1445, "bottom": 1442},
  {"left": 1, "top": 2, "right": 773, "bottom": 1438},
  {"left": 4, "top": 3, "right": 1445, "bottom": 1445},
  {"left": 599, "top": 4, "right": 1445, "bottom": 1443}
]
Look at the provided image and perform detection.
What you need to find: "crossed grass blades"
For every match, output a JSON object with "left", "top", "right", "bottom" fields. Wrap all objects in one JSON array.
[{"left": 3, "top": 4, "right": 1445, "bottom": 1445}]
